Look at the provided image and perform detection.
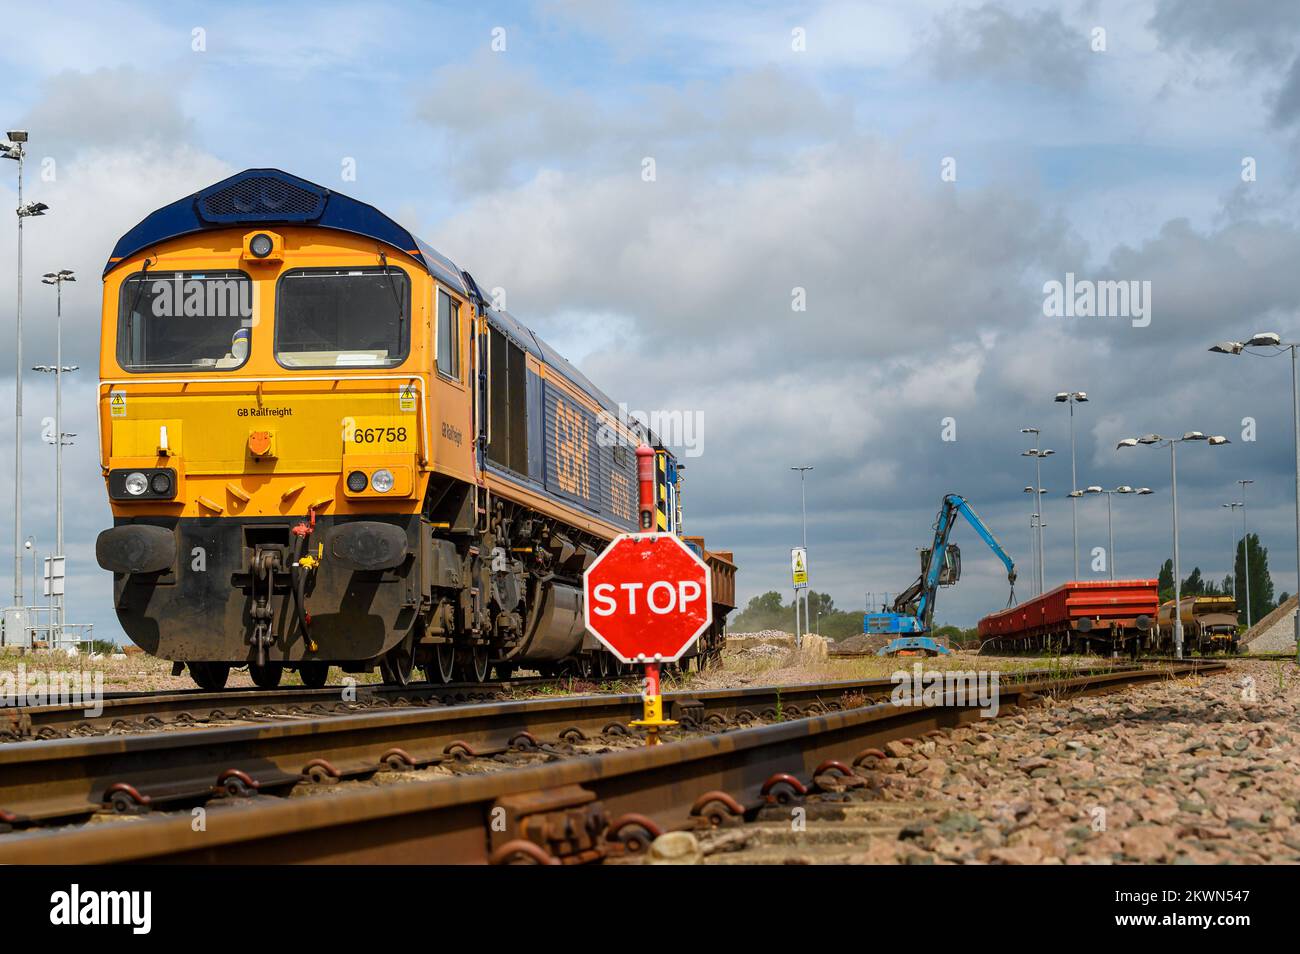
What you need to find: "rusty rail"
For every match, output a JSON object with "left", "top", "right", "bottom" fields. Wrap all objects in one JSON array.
[
  {"left": 0, "top": 661, "right": 1224, "bottom": 863},
  {"left": 0, "top": 674, "right": 917, "bottom": 824},
  {"left": 1, "top": 676, "right": 560, "bottom": 741}
]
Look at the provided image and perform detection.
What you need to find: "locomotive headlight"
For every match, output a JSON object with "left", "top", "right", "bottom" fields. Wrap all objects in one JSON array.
[
  {"left": 150, "top": 472, "right": 173, "bottom": 496},
  {"left": 371, "top": 468, "right": 394, "bottom": 493},
  {"left": 346, "top": 470, "right": 368, "bottom": 492},
  {"left": 124, "top": 472, "right": 149, "bottom": 496},
  {"left": 249, "top": 232, "right": 274, "bottom": 258}
]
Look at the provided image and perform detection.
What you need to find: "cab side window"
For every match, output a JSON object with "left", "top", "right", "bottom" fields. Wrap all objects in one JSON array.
[{"left": 437, "top": 289, "right": 460, "bottom": 380}]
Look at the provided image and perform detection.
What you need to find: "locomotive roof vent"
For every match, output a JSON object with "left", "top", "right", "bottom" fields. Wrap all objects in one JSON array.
[{"left": 195, "top": 170, "right": 328, "bottom": 225}]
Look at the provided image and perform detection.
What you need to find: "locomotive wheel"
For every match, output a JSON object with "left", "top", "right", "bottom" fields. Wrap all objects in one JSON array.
[
  {"left": 460, "top": 645, "right": 489, "bottom": 683},
  {"left": 298, "top": 662, "right": 329, "bottom": 689},
  {"left": 427, "top": 643, "right": 456, "bottom": 684},
  {"left": 595, "top": 652, "right": 612, "bottom": 681},
  {"left": 189, "top": 662, "right": 231, "bottom": 691},
  {"left": 249, "top": 662, "right": 283, "bottom": 689},
  {"left": 379, "top": 645, "right": 413, "bottom": 686}
]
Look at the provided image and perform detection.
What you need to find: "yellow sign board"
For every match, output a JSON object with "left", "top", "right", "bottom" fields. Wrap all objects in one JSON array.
[{"left": 791, "top": 547, "right": 808, "bottom": 588}]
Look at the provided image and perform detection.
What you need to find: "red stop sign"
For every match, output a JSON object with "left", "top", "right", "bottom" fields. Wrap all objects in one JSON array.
[{"left": 584, "top": 533, "right": 713, "bottom": 663}]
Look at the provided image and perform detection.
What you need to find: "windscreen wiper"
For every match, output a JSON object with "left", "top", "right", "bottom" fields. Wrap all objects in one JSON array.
[{"left": 377, "top": 251, "right": 405, "bottom": 338}]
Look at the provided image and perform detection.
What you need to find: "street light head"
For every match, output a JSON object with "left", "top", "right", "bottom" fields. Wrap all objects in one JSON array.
[
  {"left": 1075, "top": 392, "right": 1088, "bottom": 402},
  {"left": 1137, "top": 488, "right": 1152, "bottom": 495},
  {"left": 1209, "top": 341, "right": 1244, "bottom": 355},
  {"left": 1247, "top": 332, "right": 1281, "bottom": 348},
  {"left": 1116, "top": 485, "right": 1133, "bottom": 493},
  {"left": 1020, "top": 427, "right": 1039, "bottom": 435},
  {"left": 1116, "top": 438, "right": 1138, "bottom": 449},
  {"left": 18, "top": 201, "right": 48, "bottom": 217},
  {"left": 1208, "top": 435, "right": 1231, "bottom": 445},
  {"left": 1137, "top": 434, "right": 1162, "bottom": 445},
  {"left": 57, "top": 269, "right": 74, "bottom": 278},
  {"left": 1067, "top": 490, "right": 1083, "bottom": 498},
  {"left": 1085, "top": 485, "right": 1103, "bottom": 493},
  {"left": 1042, "top": 449, "right": 1056, "bottom": 456},
  {"left": 1239, "top": 478, "right": 1254, "bottom": 486},
  {"left": 40, "top": 276, "right": 54, "bottom": 285},
  {"left": 1182, "top": 431, "right": 1207, "bottom": 441},
  {"left": 6, "top": 130, "right": 28, "bottom": 143},
  {"left": 1023, "top": 486, "right": 1034, "bottom": 493},
  {"left": 1054, "top": 393, "right": 1068, "bottom": 402}
]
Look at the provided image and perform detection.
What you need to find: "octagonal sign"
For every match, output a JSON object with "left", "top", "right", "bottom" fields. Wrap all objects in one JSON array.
[{"left": 583, "top": 533, "right": 713, "bottom": 664}]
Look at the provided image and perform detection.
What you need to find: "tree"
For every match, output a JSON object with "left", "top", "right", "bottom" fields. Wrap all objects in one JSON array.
[
  {"left": 1181, "top": 567, "right": 1204, "bottom": 595},
  {"left": 1234, "top": 533, "right": 1276, "bottom": 623},
  {"left": 731, "top": 590, "right": 865, "bottom": 640},
  {"left": 747, "top": 591, "right": 784, "bottom": 616},
  {"left": 1157, "top": 559, "right": 1174, "bottom": 603}
]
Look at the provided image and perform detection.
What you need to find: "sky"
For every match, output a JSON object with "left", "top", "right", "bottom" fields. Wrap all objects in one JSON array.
[{"left": 2, "top": 0, "right": 1300, "bottom": 641}]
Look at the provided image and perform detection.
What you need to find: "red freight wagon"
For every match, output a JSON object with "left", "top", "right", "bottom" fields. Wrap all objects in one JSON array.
[{"left": 978, "top": 579, "right": 1159, "bottom": 656}]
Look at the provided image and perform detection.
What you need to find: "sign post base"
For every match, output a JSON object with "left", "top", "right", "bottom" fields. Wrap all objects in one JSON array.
[{"left": 629, "top": 661, "right": 677, "bottom": 746}]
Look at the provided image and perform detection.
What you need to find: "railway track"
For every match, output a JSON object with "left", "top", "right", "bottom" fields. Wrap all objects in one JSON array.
[
  {"left": 0, "top": 660, "right": 1224, "bottom": 863},
  {"left": 0, "top": 675, "right": 563, "bottom": 741}
]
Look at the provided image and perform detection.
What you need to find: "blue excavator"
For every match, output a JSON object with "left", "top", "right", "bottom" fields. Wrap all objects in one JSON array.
[{"left": 865, "top": 493, "right": 1017, "bottom": 656}]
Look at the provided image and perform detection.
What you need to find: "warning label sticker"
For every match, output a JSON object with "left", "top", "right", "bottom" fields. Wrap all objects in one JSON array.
[
  {"left": 399, "top": 385, "right": 417, "bottom": 412},
  {"left": 109, "top": 390, "right": 127, "bottom": 418}
]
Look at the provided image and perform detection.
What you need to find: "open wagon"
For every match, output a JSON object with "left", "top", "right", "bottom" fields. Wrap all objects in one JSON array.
[{"left": 978, "top": 579, "right": 1159, "bottom": 656}]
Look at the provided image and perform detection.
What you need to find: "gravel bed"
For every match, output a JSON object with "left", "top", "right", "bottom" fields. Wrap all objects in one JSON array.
[{"left": 685, "top": 659, "right": 1300, "bottom": 864}]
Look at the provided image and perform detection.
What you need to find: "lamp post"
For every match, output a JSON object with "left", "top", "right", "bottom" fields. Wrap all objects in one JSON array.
[
  {"left": 1054, "top": 391, "right": 1089, "bottom": 578},
  {"left": 1223, "top": 501, "right": 1243, "bottom": 603},
  {"left": 36, "top": 269, "right": 76, "bottom": 646},
  {"left": 1236, "top": 478, "right": 1254, "bottom": 628},
  {"left": 1021, "top": 428, "right": 1054, "bottom": 595},
  {"left": 1023, "top": 487, "right": 1047, "bottom": 596},
  {"left": 23, "top": 537, "right": 35, "bottom": 606},
  {"left": 1211, "top": 334, "right": 1300, "bottom": 660},
  {"left": 2, "top": 130, "right": 47, "bottom": 612},
  {"left": 1069, "top": 485, "right": 1152, "bottom": 579},
  {"left": 790, "top": 465, "right": 813, "bottom": 646},
  {"left": 1117, "top": 432, "right": 1231, "bottom": 658}
]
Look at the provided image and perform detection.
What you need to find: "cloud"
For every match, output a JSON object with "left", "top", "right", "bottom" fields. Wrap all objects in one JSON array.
[
  {"left": 926, "top": 2, "right": 1091, "bottom": 90},
  {"left": 16, "top": 67, "right": 195, "bottom": 157},
  {"left": 414, "top": 55, "right": 843, "bottom": 191},
  {"left": 1148, "top": 0, "right": 1300, "bottom": 67}
]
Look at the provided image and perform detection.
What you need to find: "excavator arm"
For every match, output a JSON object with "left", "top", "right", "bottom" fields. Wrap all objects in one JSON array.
[{"left": 872, "top": 494, "right": 1016, "bottom": 655}]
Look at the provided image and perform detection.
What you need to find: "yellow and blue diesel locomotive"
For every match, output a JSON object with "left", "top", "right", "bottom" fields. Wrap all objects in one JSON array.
[{"left": 95, "top": 169, "right": 735, "bottom": 689}]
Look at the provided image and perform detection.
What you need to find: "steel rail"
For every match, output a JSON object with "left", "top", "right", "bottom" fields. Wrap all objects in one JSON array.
[
  {"left": 0, "top": 661, "right": 1223, "bottom": 863},
  {"left": 2, "top": 676, "right": 560, "bottom": 740},
  {"left": 0, "top": 674, "right": 920, "bottom": 825}
]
